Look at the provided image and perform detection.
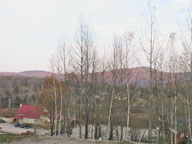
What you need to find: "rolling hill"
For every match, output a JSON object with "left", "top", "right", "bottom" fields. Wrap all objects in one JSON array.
[
  {"left": 0, "top": 67, "right": 189, "bottom": 86},
  {"left": 0, "top": 70, "right": 52, "bottom": 78}
]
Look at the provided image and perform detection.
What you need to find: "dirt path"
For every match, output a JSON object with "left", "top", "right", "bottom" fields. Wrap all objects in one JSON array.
[{"left": 8, "top": 136, "right": 131, "bottom": 144}]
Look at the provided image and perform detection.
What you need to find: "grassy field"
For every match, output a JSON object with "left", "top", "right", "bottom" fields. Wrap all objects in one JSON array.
[
  {"left": 0, "top": 133, "right": 135, "bottom": 144},
  {"left": 0, "top": 134, "right": 34, "bottom": 143},
  {"left": 0, "top": 135, "right": 135, "bottom": 144}
]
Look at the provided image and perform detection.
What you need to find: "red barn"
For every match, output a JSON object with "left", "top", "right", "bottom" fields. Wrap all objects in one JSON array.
[
  {"left": 14, "top": 104, "right": 42, "bottom": 124},
  {"left": 176, "top": 129, "right": 189, "bottom": 144},
  {"left": 169, "top": 127, "right": 191, "bottom": 144}
]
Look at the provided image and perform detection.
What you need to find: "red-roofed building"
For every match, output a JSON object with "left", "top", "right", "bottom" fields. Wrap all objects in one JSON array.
[{"left": 14, "top": 104, "right": 42, "bottom": 124}]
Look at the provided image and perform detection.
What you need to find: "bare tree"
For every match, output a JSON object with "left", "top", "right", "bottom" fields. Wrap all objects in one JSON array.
[
  {"left": 72, "top": 19, "right": 85, "bottom": 138},
  {"left": 107, "top": 35, "right": 120, "bottom": 140},
  {"left": 167, "top": 33, "right": 179, "bottom": 144},
  {"left": 123, "top": 32, "right": 135, "bottom": 141},
  {"left": 180, "top": 49, "right": 192, "bottom": 143},
  {"left": 157, "top": 45, "right": 166, "bottom": 143},
  {"left": 50, "top": 56, "right": 58, "bottom": 137},
  {"left": 180, "top": 8, "right": 192, "bottom": 142},
  {"left": 140, "top": 2, "right": 157, "bottom": 141},
  {"left": 72, "top": 17, "right": 94, "bottom": 139},
  {"left": 57, "top": 39, "right": 70, "bottom": 136},
  {"left": 107, "top": 88, "right": 115, "bottom": 140}
]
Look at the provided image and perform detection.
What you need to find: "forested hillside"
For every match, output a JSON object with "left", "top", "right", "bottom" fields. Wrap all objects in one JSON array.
[{"left": 0, "top": 75, "right": 43, "bottom": 107}]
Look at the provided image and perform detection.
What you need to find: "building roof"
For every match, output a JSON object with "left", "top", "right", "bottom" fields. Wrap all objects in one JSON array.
[{"left": 14, "top": 104, "right": 41, "bottom": 120}]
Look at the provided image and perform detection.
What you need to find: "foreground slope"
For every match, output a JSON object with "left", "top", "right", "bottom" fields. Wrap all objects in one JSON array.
[{"left": 8, "top": 136, "right": 133, "bottom": 144}]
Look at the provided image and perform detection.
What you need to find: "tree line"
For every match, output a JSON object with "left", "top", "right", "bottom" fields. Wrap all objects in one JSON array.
[{"left": 37, "top": 4, "right": 192, "bottom": 144}]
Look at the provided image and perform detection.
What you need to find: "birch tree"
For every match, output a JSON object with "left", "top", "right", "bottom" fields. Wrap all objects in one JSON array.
[
  {"left": 50, "top": 57, "right": 58, "bottom": 137},
  {"left": 123, "top": 32, "right": 135, "bottom": 141},
  {"left": 107, "top": 35, "right": 120, "bottom": 140},
  {"left": 140, "top": 2, "right": 157, "bottom": 141},
  {"left": 57, "top": 39, "right": 70, "bottom": 136}
]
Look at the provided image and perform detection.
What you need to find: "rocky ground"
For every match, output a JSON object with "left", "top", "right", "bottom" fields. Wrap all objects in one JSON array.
[{"left": 8, "top": 136, "right": 132, "bottom": 144}]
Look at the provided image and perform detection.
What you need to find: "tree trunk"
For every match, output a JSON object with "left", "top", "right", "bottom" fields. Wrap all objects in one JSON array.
[
  {"left": 107, "top": 88, "right": 115, "bottom": 140},
  {"left": 187, "top": 88, "right": 191, "bottom": 143},
  {"left": 79, "top": 90, "right": 82, "bottom": 138},
  {"left": 174, "top": 92, "right": 177, "bottom": 144},
  {"left": 53, "top": 76, "right": 57, "bottom": 137},
  {"left": 51, "top": 126, "right": 54, "bottom": 136},
  {"left": 85, "top": 111, "right": 89, "bottom": 139},
  {"left": 120, "top": 124, "right": 123, "bottom": 141},
  {"left": 109, "top": 124, "right": 113, "bottom": 140},
  {"left": 94, "top": 119, "right": 98, "bottom": 139},
  {"left": 170, "top": 98, "right": 174, "bottom": 144},
  {"left": 161, "top": 94, "right": 166, "bottom": 144},
  {"left": 58, "top": 82, "right": 63, "bottom": 136},
  {"left": 66, "top": 88, "right": 72, "bottom": 136},
  {"left": 125, "top": 84, "right": 130, "bottom": 141},
  {"left": 148, "top": 60, "right": 153, "bottom": 142}
]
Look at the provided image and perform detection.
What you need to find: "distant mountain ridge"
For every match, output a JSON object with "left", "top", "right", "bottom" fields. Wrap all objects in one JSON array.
[
  {"left": 0, "top": 70, "right": 52, "bottom": 78},
  {"left": 0, "top": 67, "right": 164, "bottom": 86},
  {"left": 0, "top": 67, "right": 189, "bottom": 86}
]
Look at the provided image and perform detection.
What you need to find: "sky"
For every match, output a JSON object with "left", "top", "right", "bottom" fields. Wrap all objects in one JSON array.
[{"left": 0, "top": 0, "right": 192, "bottom": 72}]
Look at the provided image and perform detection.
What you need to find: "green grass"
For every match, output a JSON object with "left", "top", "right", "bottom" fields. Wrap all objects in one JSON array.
[
  {"left": 116, "top": 142, "right": 133, "bottom": 144},
  {"left": 0, "top": 133, "right": 35, "bottom": 143}
]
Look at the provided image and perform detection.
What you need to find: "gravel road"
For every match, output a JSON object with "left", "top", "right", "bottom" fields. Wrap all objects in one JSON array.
[{"left": 0, "top": 123, "right": 33, "bottom": 134}]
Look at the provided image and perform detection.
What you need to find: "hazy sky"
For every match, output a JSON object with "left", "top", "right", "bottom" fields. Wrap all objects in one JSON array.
[{"left": 0, "top": 0, "right": 191, "bottom": 72}]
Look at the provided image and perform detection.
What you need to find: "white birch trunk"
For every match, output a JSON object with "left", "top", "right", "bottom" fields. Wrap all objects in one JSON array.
[
  {"left": 107, "top": 88, "right": 114, "bottom": 140},
  {"left": 125, "top": 84, "right": 130, "bottom": 141}
]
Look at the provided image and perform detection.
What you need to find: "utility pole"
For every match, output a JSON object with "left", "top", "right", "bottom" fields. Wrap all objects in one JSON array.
[
  {"left": 8, "top": 97, "right": 11, "bottom": 109},
  {"left": 34, "top": 119, "right": 37, "bottom": 134},
  {"left": 156, "top": 127, "right": 159, "bottom": 144}
]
